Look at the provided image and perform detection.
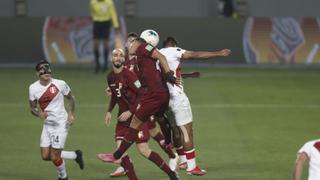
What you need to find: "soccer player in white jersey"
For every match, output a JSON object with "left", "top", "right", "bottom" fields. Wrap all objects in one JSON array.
[
  {"left": 159, "top": 37, "right": 231, "bottom": 176},
  {"left": 28, "top": 60, "right": 84, "bottom": 180},
  {"left": 294, "top": 139, "right": 320, "bottom": 180}
]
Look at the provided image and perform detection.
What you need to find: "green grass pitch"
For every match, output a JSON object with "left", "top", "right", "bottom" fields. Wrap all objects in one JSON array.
[{"left": 0, "top": 67, "right": 319, "bottom": 180}]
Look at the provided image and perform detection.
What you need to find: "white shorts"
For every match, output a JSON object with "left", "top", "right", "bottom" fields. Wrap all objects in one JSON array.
[
  {"left": 40, "top": 123, "right": 69, "bottom": 149},
  {"left": 169, "top": 92, "right": 193, "bottom": 126}
]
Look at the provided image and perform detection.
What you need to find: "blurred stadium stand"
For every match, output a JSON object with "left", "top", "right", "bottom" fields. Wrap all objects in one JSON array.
[{"left": 0, "top": 0, "right": 319, "bottom": 66}]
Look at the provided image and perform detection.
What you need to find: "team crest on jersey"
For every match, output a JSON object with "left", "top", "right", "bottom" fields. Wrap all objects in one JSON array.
[
  {"left": 177, "top": 48, "right": 181, "bottom": 51},
  {"left": 138, "top": 131, "right": 144, "bottom": 139},
  {"left": 145, "top": 44, "right": 153, "bottom": 52},
  {"left": 49, "top": 86, "right": 57, "bottom": 94}
]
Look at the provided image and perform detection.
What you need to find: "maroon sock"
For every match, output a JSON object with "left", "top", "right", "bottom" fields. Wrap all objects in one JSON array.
[
  {"left": 153, "top": 133, "right": 176, "bottom": 159},
  {"left": 157, "top": 117, "right": 172, "bottom": 144},
  {"left": 121, "top": 155, "right": 138, "bottom": 180},
  {"left": 148, "top": 151, "right": 172, "bottom": 175},
  {"left": 114, "top": 127, "right": 139, "bottom": 159}
]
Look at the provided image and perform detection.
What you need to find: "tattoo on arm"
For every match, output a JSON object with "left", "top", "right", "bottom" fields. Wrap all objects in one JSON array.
[
  {"left": 29, "top": 100, "right": 39, "bottom": 117},
  {"left": 65, "top": 92, "right": 75, "bottom": 114}
]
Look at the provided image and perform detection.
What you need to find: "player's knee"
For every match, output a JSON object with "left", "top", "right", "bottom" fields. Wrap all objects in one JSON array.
[
  {"left": 137, "top": 145, "right": 151, "bottom": 158},
  {"left": 41, "top": 154, "right": 51, "bottom": 161},
  {"left": 131, "top": 116, "right": 143, "bottom": 129}
]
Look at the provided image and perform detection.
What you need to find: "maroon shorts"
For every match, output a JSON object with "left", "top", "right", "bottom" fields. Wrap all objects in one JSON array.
[
  {"left": 135, "top": 91, "right": 169, "bottom": 122},
  {"left": 115, "top": 122, "right": 150, "bottom": 144}
]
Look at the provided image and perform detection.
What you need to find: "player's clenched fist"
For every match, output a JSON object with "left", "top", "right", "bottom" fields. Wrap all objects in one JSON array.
[
  {"left": 39, "top": 111, "right": 48, "bottom": 120},
  {"left": 219, "top": 49, "right": 231, "bottom": 56}
]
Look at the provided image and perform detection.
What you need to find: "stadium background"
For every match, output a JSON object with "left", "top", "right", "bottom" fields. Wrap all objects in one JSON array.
[{"left": 0, "top": 0, "right": 320, "bottom": 179}]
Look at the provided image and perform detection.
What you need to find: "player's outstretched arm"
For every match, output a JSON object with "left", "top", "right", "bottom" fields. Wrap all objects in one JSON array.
[
  {"left": 293, "top": 152, "right": 308, "bottom": 180},
  {"left": 181, "top": 49, "right": 231, "bottom": 60}
]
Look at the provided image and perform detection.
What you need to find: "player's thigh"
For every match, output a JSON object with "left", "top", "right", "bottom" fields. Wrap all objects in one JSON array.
[
  {"left": 170, "top": 94, "right": 193, "bottom": 126},
  {"left": 136, "top": 143, "right": 151, "bottom": 157},
  {"left": 40, "top": 147, "right": 51, "bottom": 160},
  {"left": 50, "top": 128, "right": 69, "bottom": 150},
  {"left": 135, "top": 93, "right": 169, "bottom": 122}
]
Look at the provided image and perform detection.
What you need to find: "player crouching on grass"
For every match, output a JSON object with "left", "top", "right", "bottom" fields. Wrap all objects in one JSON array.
[{"left": 28, "top": 60, "right": 84, "bottom": 180}]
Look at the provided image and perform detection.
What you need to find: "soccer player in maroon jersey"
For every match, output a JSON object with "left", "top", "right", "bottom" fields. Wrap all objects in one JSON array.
[
  {"left": 99, "top": 38, "right": 179, "bottom": 180},
  {"left": 98, "top": 48, "right": 177, "bottom": 179},
  {"left": 123, "top": 32, "right": 178, "bottom": 170}
]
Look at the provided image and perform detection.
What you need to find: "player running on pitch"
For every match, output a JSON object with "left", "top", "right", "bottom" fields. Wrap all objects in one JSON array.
[
  {"left": 160, "top": 36, "right": 231, "bottom": 176},
  {"left": 28, "top": 60, "right": 84, "bottom": 180}
]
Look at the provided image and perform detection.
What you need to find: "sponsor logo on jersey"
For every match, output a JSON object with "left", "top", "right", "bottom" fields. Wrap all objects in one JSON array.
[
  {"left": 134, "top": 80, "right": 141, "bottom": 88},
  {"left": 145, "top": 44, "right": 153, "bottom": 52}
]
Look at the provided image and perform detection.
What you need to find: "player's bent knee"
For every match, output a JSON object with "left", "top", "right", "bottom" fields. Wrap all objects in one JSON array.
[
  {"left": 137, "top": 144, "right": 151, "bottom": 158},
  {"left": 130, "top": 116, "right": 143, "bottom": 129},
  {"left": 41, "top": 155, "right": 51, "bottom": 161}
]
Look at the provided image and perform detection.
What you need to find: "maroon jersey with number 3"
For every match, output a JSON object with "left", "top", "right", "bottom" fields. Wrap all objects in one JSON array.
[{"left": 107, "top": 68, "right": 144, "bottom": 125}]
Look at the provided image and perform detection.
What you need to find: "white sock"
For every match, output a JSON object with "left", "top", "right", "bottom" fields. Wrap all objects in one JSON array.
[
  {"left": 116, "top": 166, "right": 125, "bottom": 172},
  {"left": 179, "top": 155, "right": 187, "bottom": 163},
  {"left": 185, "top": 149, "right": 196, "bottom": 171},
  {"left": 186, "top": 158, "right": 196, "bottom": 171},
  {"left": 61, "top": 151, "right": 77, "bottom": 160},
  {"left": 56, "top": 160, "right": 67, "bottom": 178}
]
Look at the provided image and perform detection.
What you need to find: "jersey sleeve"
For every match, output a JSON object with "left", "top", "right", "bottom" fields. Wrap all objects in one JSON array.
[
  {"left": 176, "top": 47, "right": 186, "bottom": 59},
  {"left": 298, "top": 141, "right": 312, "bottom": 157},
  {"left": 61, "top": 81, "right": 71, "bottom": 95},
  {"left": 29, "top": 86, "right": 36, "bottom": 101},
  {"left": 107, "top": 93, "right": 117, "bottom": 113},
  {"left": 138, "top": 43, "right": 156, "bottom": 57}
]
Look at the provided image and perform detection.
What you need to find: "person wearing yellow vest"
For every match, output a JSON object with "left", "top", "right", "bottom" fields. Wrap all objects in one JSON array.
[{"left": 90, "top": 0, "right": 120, "bottom": 73}]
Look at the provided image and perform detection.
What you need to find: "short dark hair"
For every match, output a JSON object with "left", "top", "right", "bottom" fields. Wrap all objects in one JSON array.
[
  {"left": 35, "top": 60, "right": 50, "bottom": 71},
  {"left": 134, "top": 37, "right": 147, "bottom": 43},
  {"left": 127, "top": 32, "right": 139, "bottom": 39},
  {"left": 162, "top": 37, "right": 178, "bottom": 48}
]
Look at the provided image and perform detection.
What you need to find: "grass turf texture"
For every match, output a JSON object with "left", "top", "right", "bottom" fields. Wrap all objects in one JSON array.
[{"left": 0, "top": 67, "right": 319, "bottom": 180}]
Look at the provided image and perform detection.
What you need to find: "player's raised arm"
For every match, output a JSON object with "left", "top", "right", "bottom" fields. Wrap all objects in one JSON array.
[
  {"left": 181, "top": 49, "right": 231, "bottom": 60},
  {"left": 293, "top": 152, "right": 308, "bottom": 180}
]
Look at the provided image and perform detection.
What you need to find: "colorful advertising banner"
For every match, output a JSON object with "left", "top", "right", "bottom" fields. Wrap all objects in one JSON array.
[
  {"left": 243, "top": 17, "right": 320, "bottom": 64},
  {"left": 42, "top": 16, "right": 126, "bottom": 64}
]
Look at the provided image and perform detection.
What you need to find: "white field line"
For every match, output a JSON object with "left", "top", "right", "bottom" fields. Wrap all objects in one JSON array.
[{"left": 1, "top": 103, "right": 320, "bottom": 109}]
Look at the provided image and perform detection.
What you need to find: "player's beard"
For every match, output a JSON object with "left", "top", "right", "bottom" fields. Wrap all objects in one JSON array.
[{"left": 113, "top": 63, "right": 123, "bottom": 69}]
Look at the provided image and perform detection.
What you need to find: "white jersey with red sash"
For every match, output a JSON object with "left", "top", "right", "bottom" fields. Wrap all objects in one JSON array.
[{"left": 29, "top": 78, "right": 71, "bottom": 126}]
